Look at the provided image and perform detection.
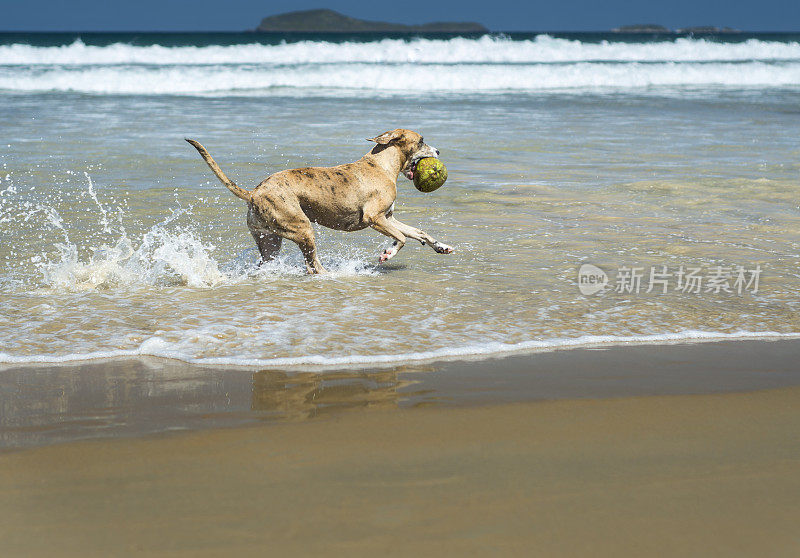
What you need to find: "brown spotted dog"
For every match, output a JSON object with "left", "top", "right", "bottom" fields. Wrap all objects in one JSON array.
[{"left": 186, "top": 129, "right": 453, "bottom": 274}]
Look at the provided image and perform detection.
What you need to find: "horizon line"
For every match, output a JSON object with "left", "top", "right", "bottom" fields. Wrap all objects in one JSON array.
[{"left": 1, "top": 28, "right": 798, "bottom": 34}]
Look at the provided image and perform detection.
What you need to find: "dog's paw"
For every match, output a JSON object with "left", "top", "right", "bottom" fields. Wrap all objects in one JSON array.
[
  {"left": 379, "top": 243, "right": 400, "bottom": 263},
  {"left": 434, "top": 242, "right": 453, "bottom": 254}
]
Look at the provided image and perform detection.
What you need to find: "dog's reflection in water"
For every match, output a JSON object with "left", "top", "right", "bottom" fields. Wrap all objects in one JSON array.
[{"left": 250, "top": 366, "right": 433, "bottom": 420}]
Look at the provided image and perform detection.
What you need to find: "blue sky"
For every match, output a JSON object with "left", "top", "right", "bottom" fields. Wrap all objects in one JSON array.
[{"left": 2, "top": 0, "right": 798, "bottom": 32}]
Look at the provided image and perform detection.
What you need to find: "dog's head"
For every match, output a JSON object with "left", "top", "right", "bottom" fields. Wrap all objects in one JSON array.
[{"left": 367, "top": 129, "right": 439, "bottom": 181}]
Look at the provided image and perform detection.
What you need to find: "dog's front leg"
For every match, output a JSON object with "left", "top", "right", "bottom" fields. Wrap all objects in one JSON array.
[
  {"left": 369, "top": 215, "right": 406, "bottom": 263},
  {"left": 388, "top": 216, "right": 453, "bottom": 255}
]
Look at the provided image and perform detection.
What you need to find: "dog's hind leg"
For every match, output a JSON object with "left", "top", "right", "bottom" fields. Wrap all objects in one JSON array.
[
  {"left": 259, "top": 204, "right": 325, "bottom": 274},
  {"left": 247, "top": 205, "right": 283, "bottom": 265},
  {"left": 251, "top": 230, "right": 283, "bottom": 265},
  {"left": 284, "top": 224, "right": 325, "bottom": 274},
  {"left": 387, "top": 216, "right": 453, "bottom": 255}
]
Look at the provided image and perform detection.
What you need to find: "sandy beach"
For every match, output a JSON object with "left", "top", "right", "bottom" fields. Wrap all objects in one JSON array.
[
  {"left": 2, "top": 386, "right": 799, "bottom": 556},
  {"left": 2, "top": 340, "right": 800, "bottom": 556}
]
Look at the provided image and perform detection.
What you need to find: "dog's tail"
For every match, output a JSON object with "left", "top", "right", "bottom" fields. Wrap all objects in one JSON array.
[{"left": 185, "top": 139, "right": 251, "bottom": 202}]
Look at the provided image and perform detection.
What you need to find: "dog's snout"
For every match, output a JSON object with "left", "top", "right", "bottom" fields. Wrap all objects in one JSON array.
[{"left": 435, "top": 148, "right": 440, "bottom": 156}]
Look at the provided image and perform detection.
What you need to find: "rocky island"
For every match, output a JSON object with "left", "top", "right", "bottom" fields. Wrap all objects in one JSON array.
[
  {"left": 255, "top": 9, "right": 488, "bottom": 33},
  {"left": 676, "top": 26, "right": 740, "bottom": 34},
  {"left": 613, "top": 24, "right": 741, "bottom": 34},
  {"left": 612, "top": 24, "right": 671, "bottom": 33}
]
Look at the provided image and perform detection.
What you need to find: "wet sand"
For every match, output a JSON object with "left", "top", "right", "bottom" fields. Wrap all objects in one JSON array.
[
  {"left": 3, "top": 338, "right": 800, "bottom": 449},
  {"left": 1, "top": 340, "right": 800, "bottom": 556},
  {"left": 1, "top": 386, "right": 800, "bottom": 556}
]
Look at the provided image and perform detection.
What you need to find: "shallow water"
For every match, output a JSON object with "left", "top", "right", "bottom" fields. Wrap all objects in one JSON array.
[{"left": 1, "top": 34, "right": 799, "bottom": 367}]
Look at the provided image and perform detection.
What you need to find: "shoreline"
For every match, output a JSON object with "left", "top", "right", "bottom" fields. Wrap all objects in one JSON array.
[
  {"left": 1, "top": 329, "right": 798, "bottom": 370},
  {"left": 2, "top": 337, "right": 800, "bottom": 450}
]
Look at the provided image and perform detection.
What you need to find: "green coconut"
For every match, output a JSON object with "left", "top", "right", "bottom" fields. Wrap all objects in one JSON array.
[{"left": 413, "top": 158, "right": 448, "bottom": 193}]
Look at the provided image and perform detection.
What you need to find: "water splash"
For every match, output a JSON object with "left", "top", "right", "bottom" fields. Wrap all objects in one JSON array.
[
  {"left": 41, "top": 223, "right": 227, "bottom": 289},
  {"left": 3, "top": 173, "right": 379, "bottom": 291}
]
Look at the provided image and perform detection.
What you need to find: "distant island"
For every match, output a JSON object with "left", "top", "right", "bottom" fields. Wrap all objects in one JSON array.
[
  {"left": 255, "top": 9, "right": 488, "bottom": 33},
  {"left": 675, "top": 26, "right": 740, "bottom": 34},
  {"left": 612, "top": 24, "right": 671, "bottom": 33},
  {"left": 613, "top": 24, "right": 740, "bottom": 34}
]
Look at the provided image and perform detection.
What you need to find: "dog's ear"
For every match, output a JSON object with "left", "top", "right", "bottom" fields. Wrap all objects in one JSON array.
[{"left": 367, "top": 130, "right": 403, "bottom": 145}]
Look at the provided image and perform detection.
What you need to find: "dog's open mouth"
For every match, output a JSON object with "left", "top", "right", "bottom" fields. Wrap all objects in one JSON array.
[{"left": 404, "top": 159, "right": 419, "bottom": 180}]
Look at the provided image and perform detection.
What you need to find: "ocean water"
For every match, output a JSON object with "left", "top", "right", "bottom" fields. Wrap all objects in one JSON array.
[{"left": 1, "top": 32, "right": 799, "bottom": 368}]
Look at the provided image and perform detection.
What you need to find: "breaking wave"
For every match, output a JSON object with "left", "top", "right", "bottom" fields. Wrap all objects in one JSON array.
[
  {"left": 2, "top": 35, "right": 800, "bottom": 65},
  {"left": 1, "top": 35, "right": 799, "bottom": 94}
]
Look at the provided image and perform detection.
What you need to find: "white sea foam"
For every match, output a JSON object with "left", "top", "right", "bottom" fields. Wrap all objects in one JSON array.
[
  {"left": 0, "top": 36, "right": 799, "bottom": 94},
  {"left": 0, "top": 330, "right": 797, "bottom": 368},
  {"left": 1, "top": 61, "right": 799, "bottom": 94},
  {"left": 1, "top": 36, "right": 799, "bottom": 66}
]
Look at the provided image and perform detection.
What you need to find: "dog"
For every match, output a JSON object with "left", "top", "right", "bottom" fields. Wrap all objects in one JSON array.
[{"left": 186, "top": 129, "right": 453, "bottom": 274}]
